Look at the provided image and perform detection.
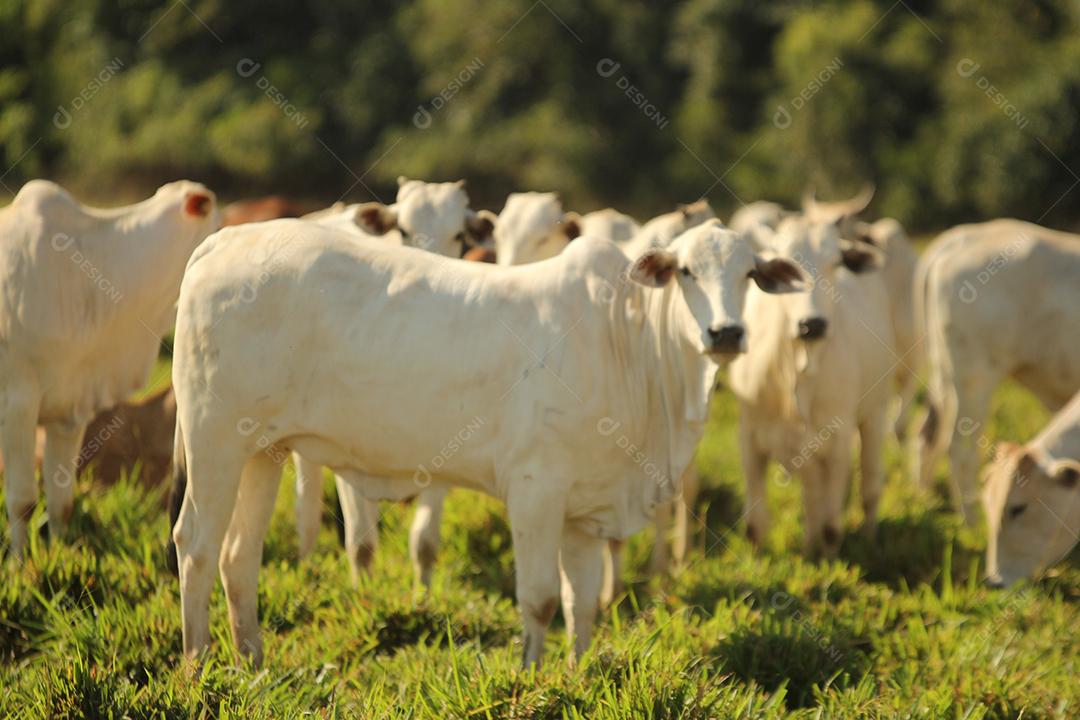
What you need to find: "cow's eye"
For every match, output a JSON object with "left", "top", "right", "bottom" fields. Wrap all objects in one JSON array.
[
  {"left": 680, "top": 267, "right": 694, "bottom": 279},
  {"left": 455, "top": 232, "right": 466, "bottom": 242},
  {"left": 1008, "top": 503, "right": 1028, "bottom": 520}
]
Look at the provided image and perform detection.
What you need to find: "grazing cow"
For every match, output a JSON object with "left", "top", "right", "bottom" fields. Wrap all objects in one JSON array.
[
  {"left": 493, "top": 192, "right": 581, "bottom": 267},
  {"left": 166, "top": 219, "right": 803, "bottom": 667},
  {"left": 285, "top": 184, "right": 495, "bottom": 580},
  {"left": 983, "top": 390, "right": 1080, "bottom": 586},
  {"left": 729, "top": 218, "right": 892, "bottom": 556},
  {"left": 222, "top": 196, "right": 309, "bottom": 226},
  {"left": 0, "top": 180, "right": 218, "bottom": 556},
  {"left": 580, "top": 208, "right": 640, "bottom": 243},
  {"left": 917, "top": 220, "right": 1080, "bottom": 523}
]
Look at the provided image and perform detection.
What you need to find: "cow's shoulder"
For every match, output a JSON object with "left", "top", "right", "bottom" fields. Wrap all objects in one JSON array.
[{"left": 557, "top": 235, "right": 630, "bottom": 281}]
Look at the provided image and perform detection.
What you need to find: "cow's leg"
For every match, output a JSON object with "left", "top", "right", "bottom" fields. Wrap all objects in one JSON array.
[
  {"left": 950, "top": 372, "right": 995, "bottom": 525},
  {"left": 293, "top": 453, "right": 323, "bottom": 558},
  {"left": 173, "top": 441, "right": 246, "bottom": 660},
  {"left": 673, "top": 464, "right": 699, "bottom": 569},
  {"left": 0, "top": 387, "right": 39, "bottom": 558},
  {"left": 892, "top": 365, "right": 919, "bottom": 443},
  {"left": 558, "top": 522, "right": 605, "bottom": 664},
  {"left": 507, "top": 478, "right": 564, "bottom": 668},
  {"left": 649, "top": 498, "right": 672, "bottom": 578},
  {"left": 42, "top": 419, "right": 86, "bottom": 541},
  {"left": 740, "top": 418, "right": 770, "bottom": 548},
  {"left": 219, "top": 450, "right": 281, "bottom": 666},
  {"left": 799, "top": 459, "right": 827, "bottom": 558},
  {"left": 672, "top": 464, "right": 700, "bottom": 568},
  {"left": 858, "top": 410, "right": 888, "bottom": 541},
  {"left": 409, "top": 487, "right": 448, "bottom": 588},
  {"left": 334, "top": 474, "right": 379, "bottom": 581},
  {"left": 819, "top": 442, "right": 852, "bottom": 559},
  {"left": 598, "top": 539, "right": 624, "bottom": 607}
]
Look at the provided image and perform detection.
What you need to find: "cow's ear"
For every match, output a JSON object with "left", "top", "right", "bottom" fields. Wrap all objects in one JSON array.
[
  {"left": 183, "top": 192, "right": 213, "bottom": 218},
  {"left": 1054, "top": 460, "right": 1080, "bottom": 489},
  {"left": 749, "top": 255, "right": 805, "bottom": 294},
  {"left": 839, "top": 239, "right": 884, "bottom": 273},
  {"left": 357, "top": 202, "right": 398, "bottom": 235},
  {"left": 465, "top": 209, "right": 496, "bottom": 247},
  {"left": 630, "top": 249, "right": 678, "bottom": 287},
  {"left": 397, "top": 176, "right": 410, "bottom": 188},
  {"left": 559, "top": 212, "right": 582, "bottom": 242}
]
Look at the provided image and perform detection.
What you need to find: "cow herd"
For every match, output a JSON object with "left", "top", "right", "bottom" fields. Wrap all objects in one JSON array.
[{"left": 0, "top": 176, "right": 1077, "bottom": 669}]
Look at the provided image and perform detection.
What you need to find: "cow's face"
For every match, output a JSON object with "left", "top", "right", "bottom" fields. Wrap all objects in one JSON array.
[
  {"left": 630, "top": 221, "right": 804, "bottom": 359},
  {"left": 766, "top": 218, "right": 882, "bottom": 342},
  {"left": 495, "top": 192, "right": 580, "bottom": 266},
  {"left": 983, "top": 442, "right": 1080, "bottom": 586},
  {"left": 355, "top": 178, "right": 494, "bottom": 258}
]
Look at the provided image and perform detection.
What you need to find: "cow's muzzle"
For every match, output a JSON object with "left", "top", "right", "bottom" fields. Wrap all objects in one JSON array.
[{"left": 707, "top": 325, "right": 745, "bottom": 354}]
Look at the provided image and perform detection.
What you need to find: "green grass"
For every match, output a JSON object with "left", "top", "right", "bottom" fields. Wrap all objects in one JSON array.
[{"left": 2, "top": 375, "right": 1078, "bottom": 718}]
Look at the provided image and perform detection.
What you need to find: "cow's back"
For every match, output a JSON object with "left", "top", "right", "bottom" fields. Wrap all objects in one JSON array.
[{"left": 925, "top": 220, "right": 1080, "bottom": 404}]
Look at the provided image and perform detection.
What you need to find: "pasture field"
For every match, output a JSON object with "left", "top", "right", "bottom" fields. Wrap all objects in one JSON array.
[{"left": 1, "top": 365, "right": 1077, "bottom": 719}]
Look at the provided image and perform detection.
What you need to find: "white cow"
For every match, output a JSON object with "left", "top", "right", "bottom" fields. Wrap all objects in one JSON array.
[
  {"left": 850, "top": 218, "right": 919, "bottom": 440},
  {"left": 983, "top": 390, "right": 1080, "bottom": 586},
  {"left": 580, "top": 208, "right": 639, "bottom": 243},
  {"left": 0, "top": 179, "right": 219, "bottom": 556},
  {"left": 166, "top": 219, "right": 803, "bottom": 667},
  {"left": 493, "top": 192, "right": 581, "bottom": 267},
  {"left": 916, "top": 220, "right": 1080, "bottom": 523},
  {"left": 800, "top": 187, "right": 918, "bottom": 441},
  {"left": 621, "top": 200, "right": 716, "bottom": 259},
  {"left": 728, "top": 201, "right": 792, "bottom": 236},
  {"left": 729, "top": 218, "right": 893, "bottom": 556},
  {"left": 282, "top": 181, "right": 494, "bottom": 571}
]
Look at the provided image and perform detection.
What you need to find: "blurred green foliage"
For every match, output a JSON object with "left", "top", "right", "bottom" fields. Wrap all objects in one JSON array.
[{"left": 2, "top": 0, "right": 1079, "bottom": 228}]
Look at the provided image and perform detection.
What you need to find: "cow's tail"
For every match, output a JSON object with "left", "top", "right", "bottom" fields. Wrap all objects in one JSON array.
[{"left": 165, "top": 414, "right": 187, "bottom": 577}]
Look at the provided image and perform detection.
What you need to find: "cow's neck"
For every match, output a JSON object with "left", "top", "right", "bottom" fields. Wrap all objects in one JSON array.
[
  {"left": 628, "top": 282, "right": 718, "bottom": 471},
  {"left": 95, "top": 209, "right": 198, "bottom": 325}
]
